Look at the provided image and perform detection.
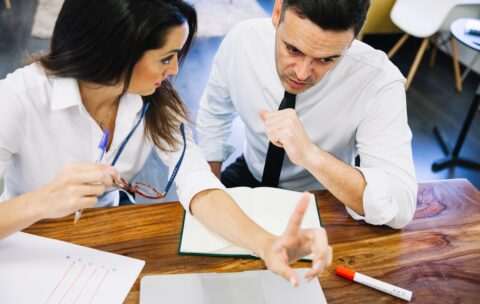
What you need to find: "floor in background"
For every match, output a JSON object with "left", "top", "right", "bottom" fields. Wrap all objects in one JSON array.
[
  {"left": 0, "top": 0, "right": 479, "bottom": 199},
  {"left": 29, "top": 0, "right": 269, "bottom": 39}
]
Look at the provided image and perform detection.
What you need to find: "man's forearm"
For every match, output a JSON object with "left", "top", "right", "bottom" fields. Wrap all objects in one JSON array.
[
  {"left": 190, "top": 189, "right": 275, "bottom": 258},
  {"left": 303, "top": 145, "right": 366, "bottom": 215}
]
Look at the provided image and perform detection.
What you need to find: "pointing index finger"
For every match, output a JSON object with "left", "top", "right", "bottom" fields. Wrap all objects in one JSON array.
[{"left": 284, "top": 193, "right": 310, "bottom": 236}]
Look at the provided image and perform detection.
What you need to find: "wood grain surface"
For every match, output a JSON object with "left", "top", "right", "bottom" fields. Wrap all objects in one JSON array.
[{"left": 24, "top": 179, "right": 480, "bottom": 303}]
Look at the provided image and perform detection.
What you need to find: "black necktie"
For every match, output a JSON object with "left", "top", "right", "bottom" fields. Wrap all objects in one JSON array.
[{"left": 261, "top": 91, "right": 297, "bottom": 187}]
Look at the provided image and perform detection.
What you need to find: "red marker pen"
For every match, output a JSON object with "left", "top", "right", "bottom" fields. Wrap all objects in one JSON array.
[{"left": 336, "top": 266, "right": 412, "bottom": 302}]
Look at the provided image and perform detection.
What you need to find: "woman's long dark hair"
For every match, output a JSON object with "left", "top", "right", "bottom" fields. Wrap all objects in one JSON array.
[{"left": 37, "top": 0, "right": 197, "bottom": 151}]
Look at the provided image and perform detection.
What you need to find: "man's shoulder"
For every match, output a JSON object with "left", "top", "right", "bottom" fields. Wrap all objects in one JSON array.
[
  {"left": 219, "top": 18, "right": 274, "bottom": 63},
  {"left": 227, "top": 18, "right": 274, "bottom": 40},
  {"left": 344, "top": 40, "right": 405, "bottom": 84}
]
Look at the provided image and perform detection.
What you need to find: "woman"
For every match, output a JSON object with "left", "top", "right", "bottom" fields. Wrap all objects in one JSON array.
[{"left": 0, "top": 0, "right": 331, "bottom": 285}]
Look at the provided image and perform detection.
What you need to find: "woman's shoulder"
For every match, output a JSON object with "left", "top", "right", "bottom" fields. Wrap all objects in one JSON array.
[
  {"left": 0, "top": 64, "right": 53, "bottom": 119},
  {"left": 0, "top": 63, "right": 51, "bottom": 92}
]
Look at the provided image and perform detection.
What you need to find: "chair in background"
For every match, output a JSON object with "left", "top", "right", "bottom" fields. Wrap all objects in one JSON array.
[
  {"left": 436, "top": 1, "right": 480, "bottom": 85},
  {"left": 432, "top": 18, "right": 480, "bottom": 172},
  {"left": 4, "top": 0, "right": 11, "bottom": 9},
  {"left": 388, "top": 0, "right": 459, "bottom": 91},
  {"left": 358, "top": 0, "right": 400, "bottom": 40}
]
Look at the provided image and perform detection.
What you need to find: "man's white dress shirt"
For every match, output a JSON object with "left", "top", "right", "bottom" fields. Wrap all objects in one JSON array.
[
  {"left": 0, "top": 64, "right": 224, "bottom": 210},
  {"left": 197, "top": 18, "right": 418, "bottom": 228}
]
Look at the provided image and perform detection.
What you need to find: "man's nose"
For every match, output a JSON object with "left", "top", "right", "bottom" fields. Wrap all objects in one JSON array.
[{"left": 293, "top": 59, "right": 312, "bottom": 81}]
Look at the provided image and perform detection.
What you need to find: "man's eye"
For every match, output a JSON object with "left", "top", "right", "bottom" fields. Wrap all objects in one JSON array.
[
  {"left": 286, "top": 45, "right": 300, "bottom": 54},
  {"left": 319, "top": 58, "right": 334, "bottom": 64}
]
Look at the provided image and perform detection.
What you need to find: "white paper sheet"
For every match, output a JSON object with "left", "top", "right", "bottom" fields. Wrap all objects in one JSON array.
[
  {"left": 0, "top": 232, "right": 145, "bottom": 304},
  {"left": 140, "top": 268, "right": 327, "bottom": 304}
]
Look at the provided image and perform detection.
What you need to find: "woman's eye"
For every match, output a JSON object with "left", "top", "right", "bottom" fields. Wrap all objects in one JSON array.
[{"left": 161, "top": 55, "right": 174, "bottom": 64}]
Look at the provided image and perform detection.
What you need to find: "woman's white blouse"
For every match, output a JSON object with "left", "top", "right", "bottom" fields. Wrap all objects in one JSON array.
[{"left": 0, "top": 64, "right": 224, "bottom": 210}]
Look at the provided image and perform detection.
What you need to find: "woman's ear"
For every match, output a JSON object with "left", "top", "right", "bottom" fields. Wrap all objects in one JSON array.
[{"left": 272, "top": 0, "right": 282, "bottom": 28}]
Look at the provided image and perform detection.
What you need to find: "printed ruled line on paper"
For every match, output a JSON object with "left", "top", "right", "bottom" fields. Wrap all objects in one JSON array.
[
  {"left": 72, "top": 268, "right": 98, "bottom": 304},
  {"left": 57, "top": 264, "right": 86, "bottom": 304},
  {"left": 88, "top": 269, "right": 110, "bottom": 304},
  {"left": 43, "top": 260, "right": 76, "bottom": 304},
  {"left": 0, "top": 233, "right": 144, "bottom": 304}
]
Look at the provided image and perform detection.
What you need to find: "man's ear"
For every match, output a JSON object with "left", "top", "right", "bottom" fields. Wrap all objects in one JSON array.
[
  {"left": 272, "top": 0, "right": 282, "bottom": 28},
  {"left": 348, "top": 30, "right": 356, "bottom": 49}
]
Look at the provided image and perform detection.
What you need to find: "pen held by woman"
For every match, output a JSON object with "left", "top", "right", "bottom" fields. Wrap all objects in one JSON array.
[{"left": 74, "top": 129, "right": 110, "bottom": 224}]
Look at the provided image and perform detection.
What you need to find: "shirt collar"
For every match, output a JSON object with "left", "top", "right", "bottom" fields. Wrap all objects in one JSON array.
[
  {"left": 51, "top": 77, "right": 144, "bottom": 115},
  {"left": 51, "top": 77, "right": 83, "bottom": 111}
]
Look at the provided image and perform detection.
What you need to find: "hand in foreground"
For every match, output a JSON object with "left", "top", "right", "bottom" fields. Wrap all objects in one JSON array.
[
  {"left": 260, "top": 193, "right": 332, "bottom": 287},
  {"left": 33, "top": 163, "right": 118, "bottom": 219}
]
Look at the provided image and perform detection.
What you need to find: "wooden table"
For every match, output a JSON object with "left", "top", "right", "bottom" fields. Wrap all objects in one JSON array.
[{"left": 24, "top": 179, "right": 480, "bottom": 303}]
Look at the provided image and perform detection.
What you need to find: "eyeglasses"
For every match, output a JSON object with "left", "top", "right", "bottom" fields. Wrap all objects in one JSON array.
[
  {"left": 113, "top": 177, "right": 166, "bottom": 199},
  {"left": 109, "top": 103, "right": 187, "bottom": 200}
]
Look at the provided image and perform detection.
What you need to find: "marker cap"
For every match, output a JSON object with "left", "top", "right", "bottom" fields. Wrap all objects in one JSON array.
[{"left": 336, "top": 266, "right": 355, "bottom": 280}]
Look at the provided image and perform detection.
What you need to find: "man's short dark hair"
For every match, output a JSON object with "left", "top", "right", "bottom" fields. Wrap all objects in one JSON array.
[{"left": 280, "top": 0, "right": 371, "bottom": 37}]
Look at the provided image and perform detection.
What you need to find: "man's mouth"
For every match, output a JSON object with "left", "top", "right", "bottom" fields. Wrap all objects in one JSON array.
[{"left": 287, "top": 78, "right": 308, "bottom": 90}]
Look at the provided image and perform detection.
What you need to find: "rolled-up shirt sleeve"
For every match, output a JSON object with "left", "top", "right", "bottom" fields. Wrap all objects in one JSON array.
[
  {"left": 155, "top": 123, "right": 225, "bottom": 211},
  {"left": 196, "top": 31, "right": 237, "bottom": 162},
  {"left": 349, "top": 80, "right": 417, "bottom": 229}
]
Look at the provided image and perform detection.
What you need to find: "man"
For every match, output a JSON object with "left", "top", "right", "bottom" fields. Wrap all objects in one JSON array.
[{"left": 197, "top": 0, "right": 417, "bottom": 229}]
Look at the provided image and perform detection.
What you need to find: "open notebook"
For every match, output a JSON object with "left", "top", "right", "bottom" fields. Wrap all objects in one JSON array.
[{"left": 178, "top": 187, "right": 322, "bottom": 260}]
